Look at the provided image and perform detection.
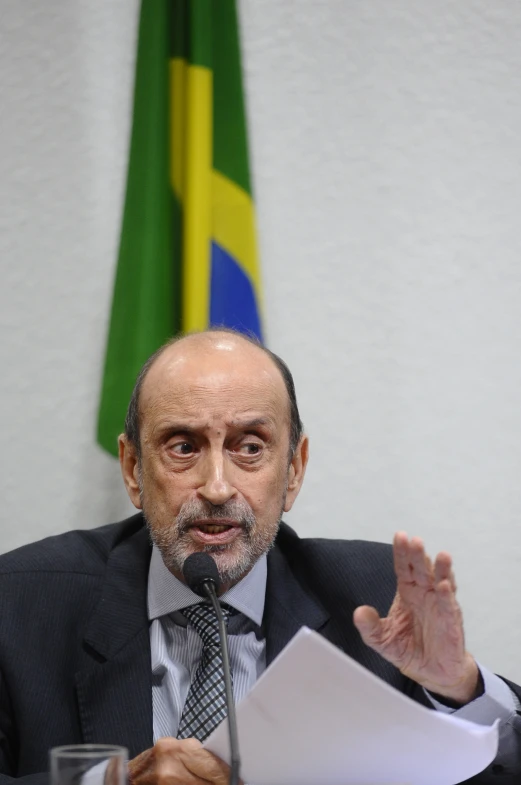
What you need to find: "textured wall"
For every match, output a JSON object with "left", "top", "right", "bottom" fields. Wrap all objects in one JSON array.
[{"left": 1, "top": 1, "right": 521, "bottom": 680}]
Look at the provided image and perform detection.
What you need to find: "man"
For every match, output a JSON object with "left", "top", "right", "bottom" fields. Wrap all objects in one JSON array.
[{"left": 0, "top": 329, "right": 520, "bottom": 785}]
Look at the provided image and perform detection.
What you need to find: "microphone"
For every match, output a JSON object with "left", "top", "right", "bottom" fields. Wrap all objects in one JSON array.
[{"left": 183, "top": 552, "right": 241, "bottom": 785}]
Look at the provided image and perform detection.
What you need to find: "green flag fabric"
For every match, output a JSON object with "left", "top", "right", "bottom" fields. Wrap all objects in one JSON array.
[{"left": 97, "top": 0, "right": 262, "bottom": 457}]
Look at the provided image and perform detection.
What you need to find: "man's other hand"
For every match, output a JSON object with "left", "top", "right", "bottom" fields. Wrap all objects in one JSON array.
[
  {"left": 353, "top": 532, "right": 480, "bottom": 705},
  {"left": 128, "top": 737, "right": 238, "bottom": 785}
]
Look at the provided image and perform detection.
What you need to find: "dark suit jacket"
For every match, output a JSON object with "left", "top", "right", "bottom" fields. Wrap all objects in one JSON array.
[{"left": 0, "top": 514, "right": 519, "bottom": 785}]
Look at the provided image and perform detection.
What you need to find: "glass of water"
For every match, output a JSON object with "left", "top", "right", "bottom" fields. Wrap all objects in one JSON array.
[{"left": 50, "top": 745, "right": 128, "bottom": 785}]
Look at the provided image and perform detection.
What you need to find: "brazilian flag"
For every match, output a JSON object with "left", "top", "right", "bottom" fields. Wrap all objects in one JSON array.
[{"left": 97, "top": 0, "right": 263, "bottom": 457}]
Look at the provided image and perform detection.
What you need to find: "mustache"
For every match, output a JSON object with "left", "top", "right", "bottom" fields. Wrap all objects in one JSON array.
[{"left": 175, "top": 498, "right": 257, "bottom": 533}]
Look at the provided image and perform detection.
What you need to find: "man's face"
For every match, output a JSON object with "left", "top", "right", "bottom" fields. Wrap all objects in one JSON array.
[{"left": 119, "top": 334, "right": 307, "bottom": 590}]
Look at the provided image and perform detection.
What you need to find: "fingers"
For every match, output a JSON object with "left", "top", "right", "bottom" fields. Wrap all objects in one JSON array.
[
  {"left": 393, "top": 532, "right": 433, "bottom": 588},
  {"left": 434, "top": 551, "right": 456, "bottom": 592},
  {"left": 129, "top": 738, "right": 228, "bottom": 785},
  {"left": 394, "top": 532, "right": 456, "bottom": 593},
  {"left": 353, "top": 605, "right": 384, "bottom": 647},
  {"left": 432, "top": 550, "right": 457, "bottom": 613},
  {"left": 392, "top": 531, "right": 413, "bottom": 580},
  {"left": 180, "top": 741, "right": 232, "bottom": 785}
]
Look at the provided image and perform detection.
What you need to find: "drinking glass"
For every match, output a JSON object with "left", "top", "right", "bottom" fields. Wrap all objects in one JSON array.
[{"left": 49, "top": 744, "right": 128, "bottom": 785}]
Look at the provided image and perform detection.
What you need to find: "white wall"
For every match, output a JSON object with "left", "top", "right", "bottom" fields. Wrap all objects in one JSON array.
[{"left": 1, "top": 0, "right": 521, "bottom": 681}]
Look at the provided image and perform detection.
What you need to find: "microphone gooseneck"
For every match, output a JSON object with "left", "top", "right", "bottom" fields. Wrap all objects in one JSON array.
[{"left": 182, "top": 553, "right": 241, "bottom": 785}]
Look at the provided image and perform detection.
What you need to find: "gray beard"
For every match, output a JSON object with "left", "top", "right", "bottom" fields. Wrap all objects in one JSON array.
[{"left": 142, "top": 496, "right": 281, "bottom": 586}]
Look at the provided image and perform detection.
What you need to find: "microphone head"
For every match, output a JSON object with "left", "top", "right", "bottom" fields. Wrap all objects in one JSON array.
[{"left": 183, "top": 552, "right": 221, "bottom": 597}]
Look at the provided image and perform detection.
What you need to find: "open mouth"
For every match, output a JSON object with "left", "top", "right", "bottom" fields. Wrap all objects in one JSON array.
[
  {"left": 188, "top": 520, "right": 241, "bottom": 543},
  {"left": 197, "top": 523, "right": 235, "bottom": 533}
]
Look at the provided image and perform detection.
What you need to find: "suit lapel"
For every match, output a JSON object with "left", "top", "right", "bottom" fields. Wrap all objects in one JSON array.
[
  {"left": 75, "top": 524, "right": 154, "bottom": 759},
  {"left": 264, "top": 532, "right": 330, "bottom": 666},
  {"left": 75, "top": 520, "right": 330, "bottom": 753}
]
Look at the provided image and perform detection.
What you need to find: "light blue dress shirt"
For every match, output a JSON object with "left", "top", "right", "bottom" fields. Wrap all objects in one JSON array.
[
  {"left": 148, "top": 546, "right": 267, "bottom": 742},
  {"left": 148, "top": 545, "right": 520, "bottom": 764}
]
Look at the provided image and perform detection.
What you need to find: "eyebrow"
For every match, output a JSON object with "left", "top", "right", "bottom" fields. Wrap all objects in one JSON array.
[
  {"left": 153, "top": 416, "right": 276, "bottom": 438},
  {"left": 231, "top": 417, "right": 275, "bottom": 430}
]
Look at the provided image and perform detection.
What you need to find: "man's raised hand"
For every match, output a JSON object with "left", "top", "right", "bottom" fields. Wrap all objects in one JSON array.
[{"left": 353, "top": 532, "right": 480, "bottom": 704}]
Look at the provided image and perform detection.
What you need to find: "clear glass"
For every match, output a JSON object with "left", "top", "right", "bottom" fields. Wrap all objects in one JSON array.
[{"left": 49, "top": 744, "right": 128, "bottom": 785}]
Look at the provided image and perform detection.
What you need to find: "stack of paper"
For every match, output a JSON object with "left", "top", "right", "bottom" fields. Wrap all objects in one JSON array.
[{"left": 205, "top": 627, "right": 498, "bottom": 785}]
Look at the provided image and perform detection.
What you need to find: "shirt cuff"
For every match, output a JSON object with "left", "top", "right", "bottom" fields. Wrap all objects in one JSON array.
[{"left": 424, "top": 662, "right": 519, "bottom": 724}]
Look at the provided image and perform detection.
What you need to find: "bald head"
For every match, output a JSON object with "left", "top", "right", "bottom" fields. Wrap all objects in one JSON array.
[
  {"left": 124, "top": 330, "right": 303, "bottom": 460},
  {"left": 119, "top": 329, "right": 308, "bottom": 588}
]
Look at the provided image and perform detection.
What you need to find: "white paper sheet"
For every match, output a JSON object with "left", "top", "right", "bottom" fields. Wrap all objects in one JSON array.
[{"left": 204, "top": 627, "right": 499, "bottom": 785}]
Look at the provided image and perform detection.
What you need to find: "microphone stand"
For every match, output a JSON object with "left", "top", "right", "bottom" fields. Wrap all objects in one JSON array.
[{"left": 202, "top": 581, "right": 241, "bottom": 785}]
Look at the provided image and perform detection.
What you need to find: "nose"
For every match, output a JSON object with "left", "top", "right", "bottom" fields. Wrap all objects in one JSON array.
[{"left": 197, "top": 448, "right": 236, "bottom": 506}]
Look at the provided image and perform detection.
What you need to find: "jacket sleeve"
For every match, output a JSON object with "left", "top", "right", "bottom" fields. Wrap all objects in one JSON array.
[
  {"left": 0, "top": 669, "right": 48, "bottom": 785},
  {"left": 409, "top": 675, "right": 521, "bottom": 784},
  {"left": 0, "top": 667, "right": 16, "bottom": 778}
]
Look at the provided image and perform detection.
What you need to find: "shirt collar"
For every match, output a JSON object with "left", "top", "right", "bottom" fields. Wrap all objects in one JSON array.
[{"left": 147, "top": 545, "right": 267, "bottom": 627}]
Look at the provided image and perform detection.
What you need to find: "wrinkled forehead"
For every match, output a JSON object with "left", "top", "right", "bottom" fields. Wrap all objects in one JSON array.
[{"left": 139, "top": 338, "right": 290, "bottom": 428}]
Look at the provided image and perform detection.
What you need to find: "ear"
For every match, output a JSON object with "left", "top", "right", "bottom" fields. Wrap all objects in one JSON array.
[
  {"left": 283, "top": 435, "right": 309, "bottom": 513},
  {"left": 118, "top": 434, "right": 142, "bottom": 509}
]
